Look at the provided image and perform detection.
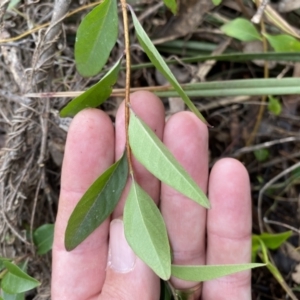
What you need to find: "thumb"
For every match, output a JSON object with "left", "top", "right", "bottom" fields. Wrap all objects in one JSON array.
[{"left": 99, "top": 219, "right": 160, "bottom": 300}]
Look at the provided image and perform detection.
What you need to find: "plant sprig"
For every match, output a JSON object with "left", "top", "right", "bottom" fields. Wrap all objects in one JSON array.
[{"left": 61, "top": 0, "right": 265, "bottom": 286}]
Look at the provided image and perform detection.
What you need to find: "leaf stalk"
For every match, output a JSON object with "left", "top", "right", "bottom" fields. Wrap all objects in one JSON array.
[{"left": 120, "top": 0, "right": 133, "bottom": 174}]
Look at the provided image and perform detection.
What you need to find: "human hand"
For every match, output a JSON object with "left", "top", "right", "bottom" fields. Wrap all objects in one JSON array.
[{"left": 51, "top": 91, "right": 252, "bottom": 300}]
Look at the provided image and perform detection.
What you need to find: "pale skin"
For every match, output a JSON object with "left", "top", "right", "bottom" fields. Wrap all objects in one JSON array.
[{"left": 52, "top": 91, "right": 252, "bottom": 300}]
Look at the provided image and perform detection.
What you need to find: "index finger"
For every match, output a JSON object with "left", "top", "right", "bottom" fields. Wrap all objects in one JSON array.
[{"left": 51, "top": 109, "right": 115, "bottom": 300}]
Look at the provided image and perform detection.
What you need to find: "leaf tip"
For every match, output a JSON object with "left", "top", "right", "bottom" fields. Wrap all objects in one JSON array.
[
  {"left": 64, "top": 228, "right": 77, "bottom": 252},
  {"left": 59, "top": 108, "right": 68, "bottom": 118},
  {"left": 64, "top": 240, "right": 72, "bottom": 252},
  {"left": 160, "top": 270, "right": 171, "bottom": 281}
]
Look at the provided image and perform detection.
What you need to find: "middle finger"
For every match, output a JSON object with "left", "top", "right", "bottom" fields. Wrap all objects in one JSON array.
[{"left": 113, "top": 91, "right": 165, "bottom": 217}]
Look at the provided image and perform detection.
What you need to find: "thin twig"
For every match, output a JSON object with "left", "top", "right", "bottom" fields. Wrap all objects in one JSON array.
[
  {"left": 252, "top": 0, "right": 269, "bottom": 24},
  {"left": 235, "top": 0, "right": 251, "bottom": 19},
  {"left": 246, "top": 9, "right": 268, "bottom": 147},
  {"left": 120, "top": 0, "right": 133, "bottom": 174},
  {"left": 129, "top": 2, "right": 164, "bottom": 30},
  {"left": 258, "top": 161, "right": 300, "bottom": 233},
  {"left": 264, "top": 218, "right": 300, "bottom": 234},
  {"left": 30, "top": 174, "right": 43, "bottom": 252},
  {"left": 24, "top": 85, "right": 173, "bottom": 98},
  {"left": 234, "top": 136, "right": 300, "bottom": 156},
  {"left": 37, "top": 98, "right": 50, "bottom": 165}
]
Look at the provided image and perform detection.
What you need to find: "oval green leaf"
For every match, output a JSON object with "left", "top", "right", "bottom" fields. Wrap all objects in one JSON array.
[
  {"left": 129, "top": 7, "right": 207, "bottom": 124},
  {"left": 265, "top": 34, "right": 300, "bottom": 52},
  {"left": 2, "top": 291, "right": 24, "bottom": 300},
  {"left": 60, "top": 56, "right": 122, "bottom": 117},
  {"left": 33, "top": 224, "right": 54, "bottom": 255},
  {"left": 163, "top": 0, "right": 177, "bottom": 14},
  {"left": 65, "top": 153, "right": 128, "bottom": 251},
  {"left": 1, "top": 262, "right": 27, "bottom": 300},
  {"left": 129, "top": 111, "right": 210, "bottom": 208},
  {"left": 268, "top": 96, "right": 282, "bottom": 116},
  {"left": 212, "top": 0, "right": 222, "bottom": 5},
  {"left": 254, "top": 149, "right": 269, "bottom": 162},
  {"left": 1, "top": 261, "right": 40, "bottom": 294},
  {"left": 75, "top": 0, "right": 118, "bottom": 77},
  {"left": 221, "top": 18, "right": 261, "bottom": 42},
  {"left": 171, "top": 263, "right": 265, "bottom": 281},
  {"left": 0, "top": 257, "right": 11, "bottom": 272},
  {"left": 124, "top": 179, "right": 171, "bottom": 280},
  {"left": 253, "top": 231, "right": 292, "bottom": 250},
  {"left": 8, "top": 0, "right": 21, "bottom": 10}
]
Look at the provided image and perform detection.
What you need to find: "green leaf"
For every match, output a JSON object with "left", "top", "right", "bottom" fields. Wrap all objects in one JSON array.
[
  {"left": 255, "top": 238, "right": 284, "bottom": 283},
  {"left": 266, "top": 261, "right": 284, "bottom": 282},
  {"left": 75, "top": 0, "right": 118, "bottom": 77},
  {"left": 124, "top": 180, "right": 171, "bottom": 280},
  {"left": 60, "top": 56, "right": 122, "bottom": 117},
  {"left": 221, "top": 18, "right": 261, "bottom": 41},
  {"left": 292, "top": 167, "right": 300, "bottom": 179},
  {"left": 253, "top": 231, "right": 292, "bottom": 250},
  {"left": 2, "top": 289, "right": 24, "bottom": 300},
  {"left": 252, "top": 236, "right": 260, "bottom": 262},
  {"left": 155, "top": 77, "right": 300, "bottom": 98},
  {"left": 265, "top": 34, "right": 300, "bottom": 52},
  {"left": 129, "top": 111, "right": 210, "bottom": 208},
  {"left": 61, "top": 77, "right": 300, "bottom": 101},
  {"left": 163, "top": 0, "right": 177, "bottom": 14},
  {"left": 8, "top": 0, "right": 21, "bottom": 10},
  {"left": 212, "top": 0, "right": 222, "bottom": 5},
  {"left": 129, "top": 7, "right": 207, "bottom": 124},
  {"left": 131, "top": 52, "right": 300, "bottom": 70},
  {"left": 268, "top": 95, "right": 282, "bottom": 115},
  {"left": 171, "top": 263, "right": 265, "bottom": 281},
  {"left": 0, "top": 258, "right": 10, "bottom": 272},
  {"left": 33, "top": 224, "right": 54, "bottom": 255},
  {"left": 1, "top": 262, "right": 40, "bottom": 294},
  {"left": 260, "top": 238, "right": 269, "bottom": 264},
  {"left": 65, "top": 153, "right": 128, "bottom": 251},
  {"left": 1, "top": 261, "right": 26, "bottom": 300},
  {"left": 254, "top": 149, "right": 269, "bottom": 162}
]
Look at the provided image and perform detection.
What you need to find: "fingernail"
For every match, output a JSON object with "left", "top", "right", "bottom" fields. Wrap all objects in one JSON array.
[{"left": 108, "top": 219, "right": 136, "bottom": 273}]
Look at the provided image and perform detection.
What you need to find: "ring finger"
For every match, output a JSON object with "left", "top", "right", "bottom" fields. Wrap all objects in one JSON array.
[{"left": 160, "top": 111, "right": 209, "bottom": 296}]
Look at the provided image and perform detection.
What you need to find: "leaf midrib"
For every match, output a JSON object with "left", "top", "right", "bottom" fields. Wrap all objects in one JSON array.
[{"left": 134, "top": 116, "right": 202, "bottom": 200}]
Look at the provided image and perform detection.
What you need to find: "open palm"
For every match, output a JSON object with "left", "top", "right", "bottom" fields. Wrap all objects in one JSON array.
[{"left": 52, "top": 91, "right": 252, "bottom": 300}]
